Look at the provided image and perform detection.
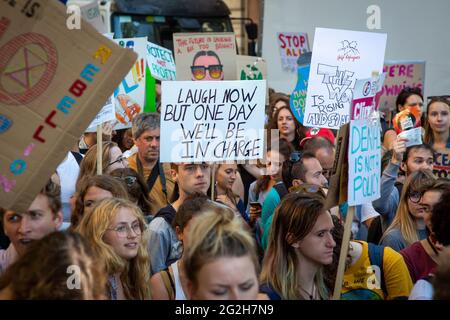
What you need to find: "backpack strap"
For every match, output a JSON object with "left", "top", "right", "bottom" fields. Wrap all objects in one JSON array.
[
  {"left": 367, "top": 242, "right": 387, "bottom": 297},
  {"left": 70, "top": 151, "right": 83, "bottom": 165},
  {"left": 273, "top": 183, "right": 288, "bottom": 199},
  {"left": 160, "top": 267, "right": 175, "bottom": 300}
]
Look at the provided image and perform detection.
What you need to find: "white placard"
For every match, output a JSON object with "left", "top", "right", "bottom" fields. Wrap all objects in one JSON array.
[
  {"left": 304, "top": 28, "right": 387, "bottom": 129},
  {"left": 80, "top": 1, "right": 107, "bottom": 33},
  {"left": 113, "top": 37, "right": 147, "bottom": 130},
  {"left": 160, "top": 80, "right": 267, "bottom": 163},
  {"left": 348, "top": 120, "right": 381, "bottom": 206},
  {"left": 146, "top": 41, "right": 176, "bottom": 81}
]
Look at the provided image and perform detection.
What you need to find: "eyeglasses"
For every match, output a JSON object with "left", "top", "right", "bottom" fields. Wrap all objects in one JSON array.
[
  {"left": 408, "top": 190, "right": 422, "bottom": 203},
  {"left": 107, "top": 155, "right": 126, "bottom": 168},
  {"left": 191, "top": 64, "right": 223, "bottom": 80},
  {"left": 107, "top": 222, "right": 143, "bottom": 238},
  {"left": 114, "top": 176, "right": 137, "bottom": 187}
]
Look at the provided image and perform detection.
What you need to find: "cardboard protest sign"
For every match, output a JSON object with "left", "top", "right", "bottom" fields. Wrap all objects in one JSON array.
[
  {"left": 160, "top": 80, "right": 266, "bottom": 163},
  {"left": 173, "top": 33, "right": 236, "bottom": 81},
  {"left": 348, "top": 120, "right": 381, "bottom": 206},
  {"left": 0, "top": 0, "right": 137, "bottom": 212},
  {"left": 433, "top": 148, "right": 450, "bottom": 179},
  {"left": 290, "top": 52, "right": 312, "bottom": 125},
  {"left": 146, "top": 41, "right": 176, "bottom": 81},
  {"left": 277, "top": 32, "right": 310, "bottom": 72},
  {"left": 113, "top": 37, "right": 147, "bottom": 130},
  {"left": 350, "top": 74, "right": 385, "bottom": 120},
  {"left": 304, "top": 28, "right": 387, "bottom": 130},
  {"left": 376, "top": 61, "right": 425, "bottom": 112}
]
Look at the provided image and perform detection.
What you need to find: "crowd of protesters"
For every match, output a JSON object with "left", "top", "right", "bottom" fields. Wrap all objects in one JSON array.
[{"left": 0, "top": 87, "right": 449, "bottom": 300}]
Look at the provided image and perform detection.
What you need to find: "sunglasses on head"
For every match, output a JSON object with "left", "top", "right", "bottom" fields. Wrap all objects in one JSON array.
[
  {"left": 290, "top": 151, "right": 302, "bottom": 163},
  {"left": 114, "top": 176, "right": 137, "bottom": 187},
  {"left": 190, "top": 64, "right": 223, "bottom": 80}
]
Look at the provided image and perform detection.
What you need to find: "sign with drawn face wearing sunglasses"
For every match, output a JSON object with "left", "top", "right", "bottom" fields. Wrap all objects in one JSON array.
[{"left": 173, "top": 33, "right": 236, "bottom": 81}]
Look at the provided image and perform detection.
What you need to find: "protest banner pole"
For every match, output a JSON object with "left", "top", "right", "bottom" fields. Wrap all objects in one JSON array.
[
  {"left": 211, "top": 163, "right": 215, "bottom": 201},
  {"left": 332, "top": 205, "right": 355, "bottom": 300},
  {"left": 96, "top": 124, "right": 103, "bottom": 175}
]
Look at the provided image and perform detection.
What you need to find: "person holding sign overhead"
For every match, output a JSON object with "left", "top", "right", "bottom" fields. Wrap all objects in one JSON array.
[{"left": 190, "top": 51, "right": 224, "bottom": 81}]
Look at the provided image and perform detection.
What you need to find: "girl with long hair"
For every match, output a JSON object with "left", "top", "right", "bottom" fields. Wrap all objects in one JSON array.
[
  {"left": 76, "top": 198, "right": 151, "bottom": 300},
  {"left": 380, "top": 170, "right": 436, "bottom": 251},
  {"left": 260, "top": 191, "right": 335, "bottom": 300}
]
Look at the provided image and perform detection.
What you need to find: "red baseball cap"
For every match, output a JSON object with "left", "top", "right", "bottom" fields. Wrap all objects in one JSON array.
[{"left": 300, "top": 128, "right": 335, "bottom": 147}]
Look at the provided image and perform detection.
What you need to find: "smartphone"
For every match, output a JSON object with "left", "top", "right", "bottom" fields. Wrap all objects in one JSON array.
[{"left": 249, "top": 202, "right": 262, "bottom": 209}]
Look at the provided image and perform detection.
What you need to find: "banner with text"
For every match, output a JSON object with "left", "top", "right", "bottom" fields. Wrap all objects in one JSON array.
[
  {"left": 160, "top": 80, "right": 267, "bottom": 162},
  {"left": 348, "top": 120, "right": 381, "bottom": 206},
  {"left": 0, "top": 0, "right": 137, "bottom": 212},
  {"left": 376, "top": 60, "right": 425, "bottom": 112},
  {"left": 350, "top": 74, "right": 385, "bottom": 120},
  {"left": 304, "top": 28, "right": 387, "bottom": 129},
  {"left": 433, "top": 148, "right": 450, "bottom": 179},
  {"left": 277, "top": 32, "right": 310, "bottom": 72},
  {"left": 173, "top": 33, "right": 236, "bottom": 81},
  {"left": 146, "top": 41, "right": 176, "bottom": 81},
  {"left": 113, "top": 37, "right": 147, "bottom": 130}
]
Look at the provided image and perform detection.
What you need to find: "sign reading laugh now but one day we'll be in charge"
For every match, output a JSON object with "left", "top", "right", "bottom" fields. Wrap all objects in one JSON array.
[{"left": 160, "top": 80, "right": 267, "bottom": 163}]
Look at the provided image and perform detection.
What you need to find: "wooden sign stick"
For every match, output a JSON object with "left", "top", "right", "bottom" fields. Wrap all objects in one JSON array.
[
  {"left": 96, "top": 124, "right": 103, "bottom": 175},
  {"left": 332, "top": 205, "right": 355, "bottom": 300}
]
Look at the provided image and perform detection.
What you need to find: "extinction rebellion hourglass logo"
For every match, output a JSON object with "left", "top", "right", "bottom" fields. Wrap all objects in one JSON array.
[{"left": 0, "top": 31, "right": 58, "bottom": 105}]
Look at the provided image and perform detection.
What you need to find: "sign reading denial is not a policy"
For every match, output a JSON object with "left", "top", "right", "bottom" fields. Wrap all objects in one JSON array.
[
  {"left": 160, "top": 80, "right": 266, "bottom": 163},
  {"left": 0, "top": 0, "right": 137, "bottom": 212},
  {"left": 348, "top": 120, "right": 381, "bottom": 206}
]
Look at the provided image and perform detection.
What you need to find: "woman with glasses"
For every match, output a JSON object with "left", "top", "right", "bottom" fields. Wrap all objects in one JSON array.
[
  {"left": 109, "top": 168, "right": 153, "bottom": 219},
  {"left": 401, "top": 179, "right": 450, "bottom": 284},
  {"left": 70, "top": 175, "right": 129, "bottom": 230},
  {"left": 267, "top": 106, "right": 306, "bottom": 152},
  {"left": 423, "top": 97, "right": 450, "bottom": 152},
  {"left": 380, "top": 170, "right": 436, "bottom": 252},
  {"left": 77, "top": 141, "right": 127, "bottom": 187},
  {"left": 76, "top": 198, "right": 151, "bottom": 300},
  {"left": 260, "top": 191, "right": 335, "bottom": 300}
]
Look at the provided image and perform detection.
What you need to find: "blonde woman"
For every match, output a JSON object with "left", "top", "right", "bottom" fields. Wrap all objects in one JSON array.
[
  {"left": 260, "top": 191, "right": 335, "bottom": 300},
  {"left": 183, "top": 206, "right": 260, "bottom": 300},
  {"left": 76, "top": 198, "right": 151, "bottom": 300},
  {"left": 380, "top": 170, "right": 436, "bottom": 251}
]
